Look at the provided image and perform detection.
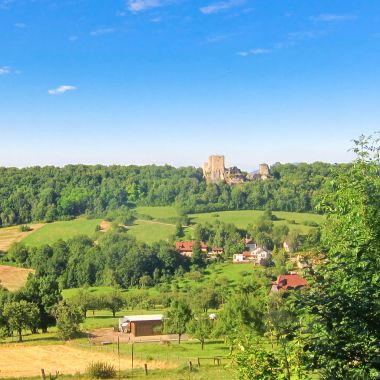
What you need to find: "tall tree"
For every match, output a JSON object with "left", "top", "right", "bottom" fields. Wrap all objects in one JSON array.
[
  {"left": 164, "top": 299, "right": 192, "bottom": 344},
  {"left": 303, "top": 135, "right": 380, "bottom": 379},
  {"left": 3, "top": 300, "right": 39, "bottom": 342}
]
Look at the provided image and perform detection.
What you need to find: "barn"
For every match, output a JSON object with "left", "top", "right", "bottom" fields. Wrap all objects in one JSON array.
[{"left": 119, "top": 314, "right": 164, "bottom": 337}]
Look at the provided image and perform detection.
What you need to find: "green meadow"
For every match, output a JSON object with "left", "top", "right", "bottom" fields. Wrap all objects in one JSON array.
[
  {"left": 127, "top": 219, "right": 176, "bottom": 243},
  {"left": 22, "top": 218, "right": 103, "bottom": 247},
  {"left": 16, "top": 206, "right": 323, "bottom": 247}
]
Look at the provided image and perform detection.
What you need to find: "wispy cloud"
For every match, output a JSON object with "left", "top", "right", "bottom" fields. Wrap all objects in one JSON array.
[
  {"left": 90, "top": 28, "right": 115, "bottom": 37},
  {"left": 127, "top": 0, "right": 172, "bottom": 12},
  {"left": 236, "top": 48, "right": 271, "bottom": 57},
  {"left": 0, "top": 0, "right": 13, "bottom": 10},
  {"left": 14, "top": 22, "right": 26, "bottom": 28},
  {"left": 48, "top": 85, "right": 77, "bottom": 95},
  {"left": 200, "top": 0, "right": 245, "bottom": 15},
  {"left": 0, "top": 66, "right": 10, "bottom": 75},
  {"left": 310, "top": 14, "right": 356, "bottom": 23}
]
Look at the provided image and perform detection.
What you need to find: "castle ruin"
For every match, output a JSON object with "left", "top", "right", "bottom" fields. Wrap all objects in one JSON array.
[
  {"left": 203, "top": 155, "right": 225, "bottom": 183},
  {"left": 203, "top": 155, "right": 270, "bottom": 184}
]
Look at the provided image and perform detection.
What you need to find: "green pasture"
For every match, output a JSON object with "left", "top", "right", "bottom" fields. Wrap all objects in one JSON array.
[
  {"left": 22, "top": 218, "right": 102, "bottom": 247},
  {"left": 136, "top": 206, "right": 179, "bottom": 219},
  {"left": 127, "top": 220, "right": 176, "bottom": 243},
  {"left": 189, "top": 210, "right": 323, "bottom": 233}
]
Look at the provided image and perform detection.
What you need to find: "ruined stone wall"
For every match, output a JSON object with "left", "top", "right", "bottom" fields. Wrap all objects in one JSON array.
[{"left": 203, "top": 155, "right": 225, "bottom": 183}]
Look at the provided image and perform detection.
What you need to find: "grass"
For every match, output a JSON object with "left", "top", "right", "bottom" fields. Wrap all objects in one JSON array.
[
  {"left": 136, "top": 206, "right": 179, "bottom": 219},
  {"left": 0, "top": 265, "right": 34, "bottom": 291},
  {"left": 0, "top": 223, "right": 44, "bottom": 252},
  {"left": 22, "top": 218, "right": 103, "bottom": 247},
  {"left": 127, "top": 220, "right": 176, "bottom": 243},
  {"left": 189, "top": 210, "right": 324, "bottom": 233}
]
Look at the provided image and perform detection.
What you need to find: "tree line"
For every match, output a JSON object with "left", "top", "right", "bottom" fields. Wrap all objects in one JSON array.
[{"left": 0, "top": 162, "right": 341, "bottom": 227}]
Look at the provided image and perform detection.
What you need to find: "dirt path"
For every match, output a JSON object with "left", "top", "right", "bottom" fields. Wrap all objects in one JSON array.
[
  {"left": 0, "top": 344, "right": 175, "bottom": 378},
  {"left": 0, "top": 223, "right": 45, "bottom": 252}
]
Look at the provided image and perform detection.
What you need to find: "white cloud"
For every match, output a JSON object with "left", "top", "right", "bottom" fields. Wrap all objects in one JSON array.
[
  {"left": 200, "top": 0, "right": 245, "bottom": 15},
  {"left": 0, "top": 66, "right": 10, "bottom": 75},
  {"left": 90, "top": 28, "right": 115, "bottom": 37},
  {"left": 48, "top": 85, "right": 77, "bottom": 95},
  {"left": 236, "top": 48, "right": 270, "bottom": 57},
  {"left": 127, "top": 0, "right": 171, "bottom": 12},
  {"left": 14, "top": 22, "right": 26, "bottom": 28},
  {"left": 310, "top": 14, "right": 356, "bottom": 22}
]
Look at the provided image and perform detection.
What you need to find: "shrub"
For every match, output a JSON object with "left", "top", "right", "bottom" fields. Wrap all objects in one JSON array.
[
  {"left": 303, "top": 220, "right": 319, "bottom": 227},
  {"left": 86, "top": 361, "right": 116, "bottom": 379},
  {"left": 287, "top": 219, "right": 296, "bottom": 225},
  {"left": 19, "top": 225, "right": 32, "bottom": 232}
]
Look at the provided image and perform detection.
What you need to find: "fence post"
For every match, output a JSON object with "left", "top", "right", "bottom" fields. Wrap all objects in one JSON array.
[
  {"left": 188, "top": 361, "right": 193, "bottom": 372},
  {"left": 197, "top": 358, "right": 200, "bottom": 367},
  {"left": 41, "top": 369, "right": 46, "bottom": 380},
  {"left": 144, "top": 363, "right": 148, "bottom": 375}
]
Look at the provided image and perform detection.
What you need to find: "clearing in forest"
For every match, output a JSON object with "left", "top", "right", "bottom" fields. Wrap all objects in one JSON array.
[{"left": 21, "top": 218, "right": 108, "bottom": 247}]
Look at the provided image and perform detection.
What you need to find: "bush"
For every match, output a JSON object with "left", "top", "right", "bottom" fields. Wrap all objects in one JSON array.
[
  {"left": 86, "top": 361, "right": 116, "bottom": 379},
  {"left": 287, "top": 219, "right": 296, "bottom": 225},
  {"left": 303, "top": 220, "right": 319, "bottom": 227},
  {"left": 19, "top": 225, "right": 32, "bottom": 232}
]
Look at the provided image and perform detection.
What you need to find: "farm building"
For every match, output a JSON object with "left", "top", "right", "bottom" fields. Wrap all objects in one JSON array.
[{"left": 119, "top": 315, "right": 163, "bottom": 337}]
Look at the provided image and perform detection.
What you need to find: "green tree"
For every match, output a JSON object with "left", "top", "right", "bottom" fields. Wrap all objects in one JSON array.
[
  {"left": 164, "top": 299, "right": 192, "bottom": 344},
  {"left": 17, "top": 274, "right": 62, "bottom": 333},
  {"left": 54, "top": 300, "right": 84, "bottom": 340},
  {"left": 3, "top": 300, "right": 39, "bottom": 342},
  {"left": 103, "top": 289, "right": 125, "bottom": 317},
  {"left": 303, "top": 135, "right": 380, "bottom": 379},
  {"left": 234, "top": 339, "right": 282, "bottom": 380},
  {"left": 187, "top": 312, "right": 213, "bottom": 350}
]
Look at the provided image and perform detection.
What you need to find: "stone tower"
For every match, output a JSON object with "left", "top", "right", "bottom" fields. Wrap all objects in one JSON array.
[
  {"left": 259, "top": 163, "right": 270, "bottom": 180},
  {"left": 203, "top": 155, "right": 225, "bottom": 183}
]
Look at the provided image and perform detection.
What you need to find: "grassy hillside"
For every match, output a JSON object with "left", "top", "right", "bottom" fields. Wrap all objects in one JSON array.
[
  {"left": 15, "top": 207, "right": 322, "bottom": 248},
  {"left": 137, "top": 206, "right": 323, "bottom": 233},
  {"left": 22, "top": 218, "right": 103, "bottom": 247},
  {"left": 127, "top": 220, "right": 176, "bottom": 243},
  {"left": 190, "top": 209, "right": 323, "bottom": 233}
]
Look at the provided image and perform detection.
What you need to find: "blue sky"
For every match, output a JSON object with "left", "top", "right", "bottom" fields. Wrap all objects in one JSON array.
[{"left": 0, "top": 0, "right": 379, "bottom": 170}]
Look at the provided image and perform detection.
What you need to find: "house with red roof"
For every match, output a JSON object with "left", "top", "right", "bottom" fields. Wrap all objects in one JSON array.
[
  {"left": 271, "top": 273, "right": 308, "bottom": 292},
  {"left": 175, "top": 241, "right": 208, "bottom": 257}
]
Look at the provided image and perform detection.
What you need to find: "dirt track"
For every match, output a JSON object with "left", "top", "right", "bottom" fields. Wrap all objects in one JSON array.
[{"left": 0, "top": 344, "right": 174, "bottom": 378}]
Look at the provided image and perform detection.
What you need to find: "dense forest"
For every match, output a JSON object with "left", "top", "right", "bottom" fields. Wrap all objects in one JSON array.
[{"left": 0, "top": 162, "right": 340, "bottom": 226}]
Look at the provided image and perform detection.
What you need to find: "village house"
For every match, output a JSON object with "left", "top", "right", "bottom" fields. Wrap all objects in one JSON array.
[
  {"left": 271, "top": 273, "right": 308, "bottom": 292},
  {"left": 119, "top": 314, "right": 164, "bottom": 337},
  {"left": 208, "top": 247, "right": 224, "bottom": 259},
  {"left": 233, "top": 251, "right": 253, "bottom": 263},
  {"left": 251, "top": 247, "right": 271, "bottom": 265},
  {"left": 175, "top": 241, "right": 208, "bottom": 257},
  {"left": 244, "top": 237, "right": 257, "bottom": 251}
]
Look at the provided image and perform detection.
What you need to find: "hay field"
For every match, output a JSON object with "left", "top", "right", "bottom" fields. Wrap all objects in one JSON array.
[
  {"left": 22, "top": 218, "right": 104, "bottom": 247},
  {"left": 0, "top": 265, "right": 34, "bottom": 291},
  {"left": 0, "top": 344, "right": 174, "bottom": 378},
  {"left": 0, "top": 223, "right": 44, "bottom": 252}
]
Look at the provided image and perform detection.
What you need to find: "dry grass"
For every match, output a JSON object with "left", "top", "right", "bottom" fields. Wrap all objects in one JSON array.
[
  {"left": 0, "top": 344, "right": 175, "bottom": 378},
  {"left": 0, "top": 265, "right": 34, "bottom": 291},
  {"left": 99, "top": 220, "right": 112, "bottom": 231},
  {"left": 0, "top": 223, "right": 45, "bottom": 252}
]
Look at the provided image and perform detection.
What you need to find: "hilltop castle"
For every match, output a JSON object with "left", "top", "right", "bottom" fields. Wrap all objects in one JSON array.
[{"left": 203, "top": 155, "right": 270, "bottom": 184}]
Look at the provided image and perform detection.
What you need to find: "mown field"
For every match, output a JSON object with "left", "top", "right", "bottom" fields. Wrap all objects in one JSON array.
[
  {"left": 0, "top": 207, "right": 322, "bottom": 250},
  {"left": 21, "top": 218, "right": 103, "bottom": 247}
]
